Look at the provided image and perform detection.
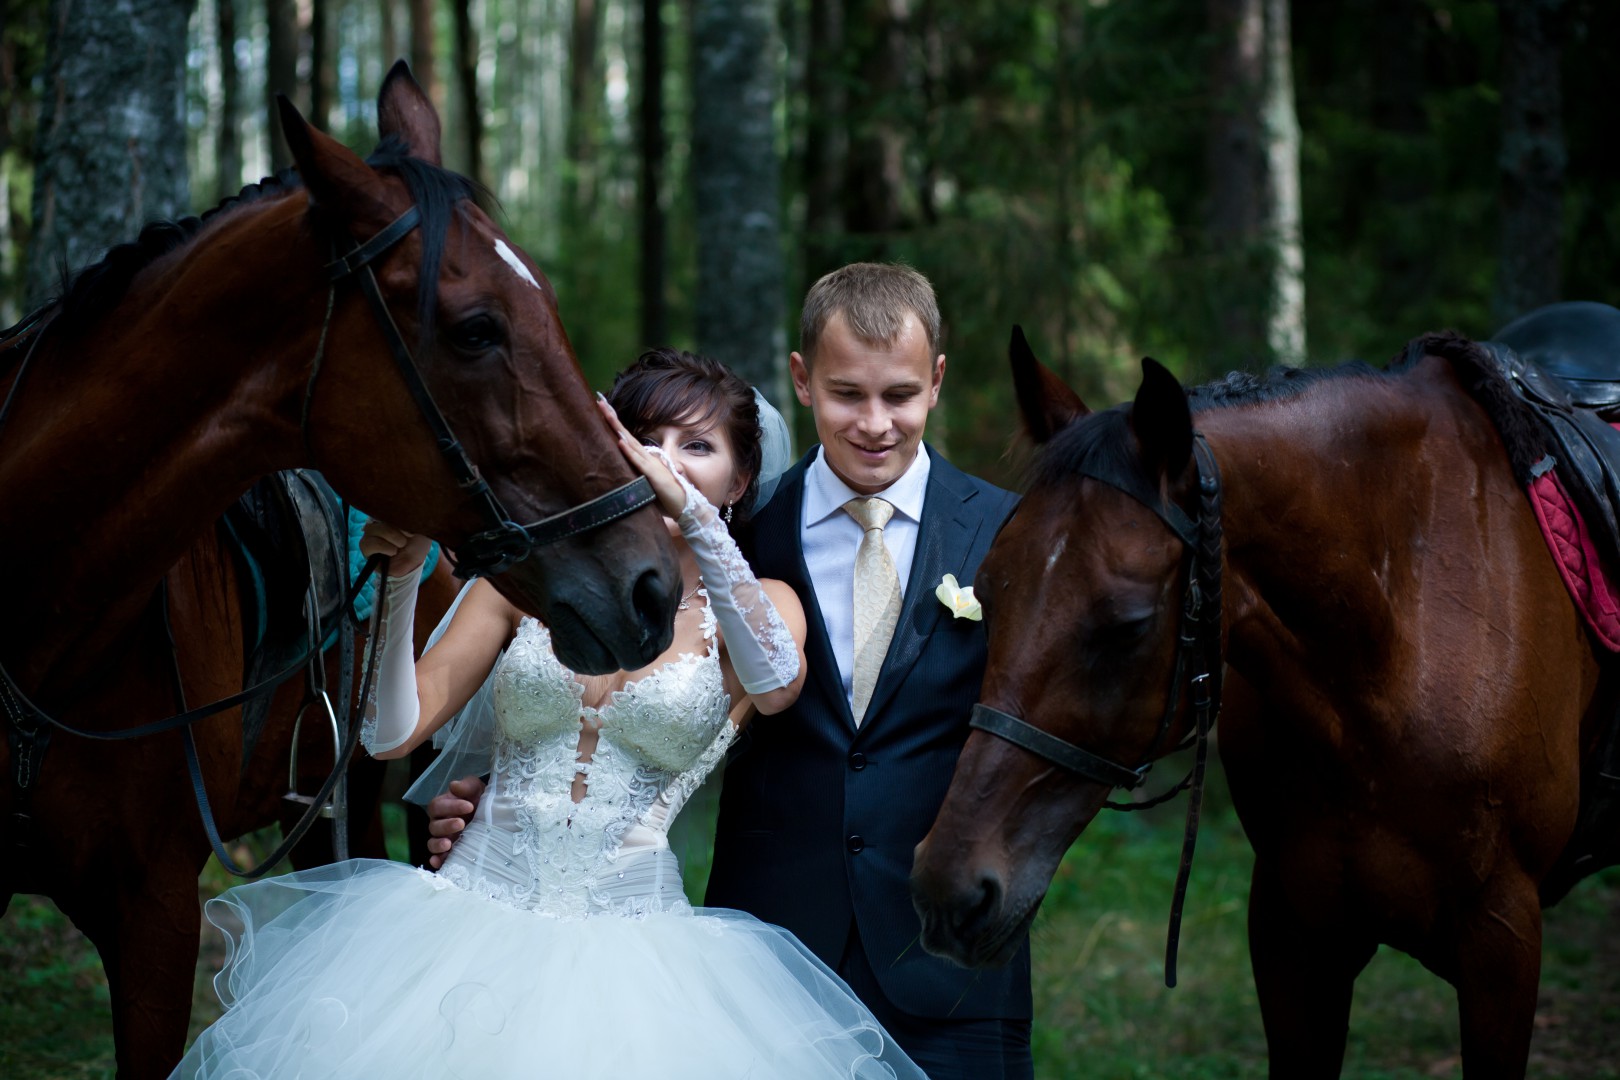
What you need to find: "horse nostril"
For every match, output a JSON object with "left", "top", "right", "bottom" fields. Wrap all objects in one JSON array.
[
  {"left": 631, "top": 566, "right": 677, "bottom": 650},
  {"left": 955, "top": 872, "right": 1003, "bottom": 940}
]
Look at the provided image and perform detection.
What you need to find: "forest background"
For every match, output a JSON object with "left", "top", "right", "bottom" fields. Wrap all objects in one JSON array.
[
  {"left": 2, "top": 0, "right": 1619, "bottom": 1076},
  {"left": 2, "top": 0, "right": 1615, "bottom": 484}
]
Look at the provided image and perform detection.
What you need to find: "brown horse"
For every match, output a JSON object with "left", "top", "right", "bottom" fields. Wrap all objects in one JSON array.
[
  {"left": 0, "top": 64, "right": 679, "bottom": 1076},
  {"left": 912, "top": 329, "right": 1614, "bottom": 1077}
]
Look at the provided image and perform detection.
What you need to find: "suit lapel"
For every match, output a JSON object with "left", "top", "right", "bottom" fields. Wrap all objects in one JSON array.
[{"left": 857, "top": 454, "right": 983, "bottom": 733}]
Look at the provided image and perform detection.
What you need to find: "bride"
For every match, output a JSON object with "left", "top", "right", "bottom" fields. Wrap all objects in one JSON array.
[{"left": 173, "top": 349, "right": 926, "bottom": 1078}]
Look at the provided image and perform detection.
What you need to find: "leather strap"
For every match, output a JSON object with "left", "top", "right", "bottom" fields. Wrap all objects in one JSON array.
[{"left": 970, "top": 704, "right": 1148, "bottom": 789}]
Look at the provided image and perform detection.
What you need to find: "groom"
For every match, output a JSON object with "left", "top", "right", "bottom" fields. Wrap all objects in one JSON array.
[{"left": 709, "top": 263, "right": 1031, "bottom": 1078}]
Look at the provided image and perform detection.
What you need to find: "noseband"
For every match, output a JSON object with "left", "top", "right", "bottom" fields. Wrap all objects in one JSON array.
[
  {"left": 968, "top": 433, "right": 1225, "bottom": 986},
  {"left": 313, "top": 204, "right": 655, "bottom": 577}
]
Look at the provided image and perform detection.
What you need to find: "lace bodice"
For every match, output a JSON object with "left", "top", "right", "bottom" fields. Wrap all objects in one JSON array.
[{"left": 438, "top": 607, "right": 736, "bottom": 919}]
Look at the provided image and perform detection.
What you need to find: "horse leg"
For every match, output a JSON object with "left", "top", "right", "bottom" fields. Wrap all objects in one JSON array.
[
  {"left": 74, "top": 867, "right": 204, "bottom": 1079},
  {"left": 1247, "top": 855, "right": 1376, "bottom": 1078},
  {"left": 1447, "top": 877, "right": 1542, "bottom": 1079}
]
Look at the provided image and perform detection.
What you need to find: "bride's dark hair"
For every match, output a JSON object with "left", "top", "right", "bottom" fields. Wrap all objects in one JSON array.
[{"left": 606, "top": 348, "right": 763, "bottom": 524}]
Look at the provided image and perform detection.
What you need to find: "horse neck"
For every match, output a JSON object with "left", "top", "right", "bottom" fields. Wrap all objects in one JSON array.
[
  {"left": 1199, "top": 356, "right": 1497, "bottom": 678},
  {"left": 1, "top": 195, "right": 330, "bottom": 691}
]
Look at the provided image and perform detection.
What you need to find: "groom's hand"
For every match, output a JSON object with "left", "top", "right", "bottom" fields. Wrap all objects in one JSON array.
[{"left": 424, "top": 775, "right": 486, "bottom": 869}]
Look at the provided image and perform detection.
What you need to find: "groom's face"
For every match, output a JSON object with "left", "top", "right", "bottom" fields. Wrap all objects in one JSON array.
[{"left": 790, "top": 310, "right": 944, "bottom": 496}]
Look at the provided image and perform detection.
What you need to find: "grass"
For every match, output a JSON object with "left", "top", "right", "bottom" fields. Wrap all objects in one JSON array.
[{"left": 3, "top": 771, "right": 1617, "bottom": 1078}]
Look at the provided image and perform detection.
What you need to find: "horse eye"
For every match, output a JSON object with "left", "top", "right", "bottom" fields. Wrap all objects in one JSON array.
[{"left": 448, "top": 313, "right": 505, "bottom": 353}]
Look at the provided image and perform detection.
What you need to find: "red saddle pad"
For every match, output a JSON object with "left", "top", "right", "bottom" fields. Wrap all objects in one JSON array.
[{"left": 1528, "top": 443, "right": 1620, "bottom": 651}]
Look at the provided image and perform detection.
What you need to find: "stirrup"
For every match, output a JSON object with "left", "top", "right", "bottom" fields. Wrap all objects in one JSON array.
[{"left": 283, "top": 690, "right": 341, "bottom": 819}]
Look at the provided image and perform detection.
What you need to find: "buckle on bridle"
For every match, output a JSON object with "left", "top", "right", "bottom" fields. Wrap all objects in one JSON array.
[{"left": 455, "top": 521, "right": 536, "bottom": 578}]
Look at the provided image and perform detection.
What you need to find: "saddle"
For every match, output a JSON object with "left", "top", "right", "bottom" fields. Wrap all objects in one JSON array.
[
  {"left": 219, "top": 470, "right": 350, "bottom": 767},
  {"left": 1485, "top": 301, "right": 1620, "bottom": 902}
]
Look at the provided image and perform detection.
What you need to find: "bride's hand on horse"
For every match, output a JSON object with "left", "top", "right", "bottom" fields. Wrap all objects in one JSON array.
[
  {"left": 425, "top": 775, "right": 487, "bottom": 869},
  {"left": 596, "top": 394, "right": 688, "bottom": 519},
  {"left": 360, "top": 519, "right": 434, "bottom": 577}
]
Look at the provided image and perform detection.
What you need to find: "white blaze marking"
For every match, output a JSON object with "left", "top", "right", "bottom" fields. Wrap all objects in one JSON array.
[{"left": 494, "top": 239, "right": 540, "bottom": 290}]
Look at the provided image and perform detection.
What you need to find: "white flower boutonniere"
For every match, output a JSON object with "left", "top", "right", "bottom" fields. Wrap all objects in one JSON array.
[{"left": 935, "top": 574, "right": 983, "bottom": 621}]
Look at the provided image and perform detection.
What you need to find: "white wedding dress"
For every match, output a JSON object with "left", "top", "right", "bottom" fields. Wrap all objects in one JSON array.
[{"left": 173, "top": 609, "right": 924, "bottom": 1079}]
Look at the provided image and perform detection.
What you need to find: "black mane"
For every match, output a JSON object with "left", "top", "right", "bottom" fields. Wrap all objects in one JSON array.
[
  {"left": 1032, "top": 332, "right": 1547, "bottom": 490},
  {"left": 7, "top": 133, "right": 480, "bottom": 350},
  {"left": 19, "top": 168, "right": 303, "bottom": 339}
]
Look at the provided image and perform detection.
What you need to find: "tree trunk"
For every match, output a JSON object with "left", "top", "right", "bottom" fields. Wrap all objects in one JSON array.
[
  {"left": 381, "top": 0, "right": 399, "bottom": 68},
  {"left": 310, "top": 0, "right": 333, "bottom": 132},
  {"left": 1206, "top": 0, "right": 1266, "bottom": 367},
  {"left": 1205, "top": 0, "right": 1304, "bottom": 369},
  {"left": 1261, "top": 0, "right": 1304, "bottom": 365},
  {"left": 802, "top": 0, "right": 846, "bottom": 282},
  {"left": 567, "top": 0, "right": 603, "bottom": 207},
  {"left": 692, "top": 0, "right": 786, "bottom": 402},
  {"left": 1494, "top": 0, "right": 1566, "bottom": 323},
  {"left": 266, "top": 0, "right": 299, "bottom": 168},
  {"left": 639, "top": 0, "right": 667, "bottom": 346},
  {"left": 451, "top": 0, "right": 482, "bottom": 185},
  {"left": 410, "top": 0, "right": 440, "bottom": 111},
  {"left": 216, "top": 0, "right": 242, "bottom": 199},
  {"left": 843, "top": 0, "right": 910, "bottom": 238},
  {"left": 1369, "top": 0, "right": 1431, "bottom": 322},
  {"left": 25, "top": 0, "right": 195, "bottom": 305}
]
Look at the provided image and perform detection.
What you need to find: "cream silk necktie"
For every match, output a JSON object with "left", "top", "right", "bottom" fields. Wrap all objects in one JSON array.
[{"left": 844, "top": 497, "right": 901, "bottom": 725}]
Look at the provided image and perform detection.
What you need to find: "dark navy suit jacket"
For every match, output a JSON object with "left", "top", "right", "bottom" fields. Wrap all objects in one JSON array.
[{"left": 705, "top": 446, "right": 1032, "bottom": 1020}]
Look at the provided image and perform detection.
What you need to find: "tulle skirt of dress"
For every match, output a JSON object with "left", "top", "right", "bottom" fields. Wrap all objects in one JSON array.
[{"left": 172, "top": 845, "right": 924, "bottom": 1079}]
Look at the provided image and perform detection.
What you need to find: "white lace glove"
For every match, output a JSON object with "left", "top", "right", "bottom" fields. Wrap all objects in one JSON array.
[
  {"left": 674, "top": 474, "right": 800, "bottom": 695},
  {"left": 359, "top": 571, "right": 422, "bottom": 756}
]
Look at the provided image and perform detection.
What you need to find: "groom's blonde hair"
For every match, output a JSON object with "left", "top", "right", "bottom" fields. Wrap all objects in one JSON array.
[{"left": 799, "top": 262, "right": 942, "bottom": 367}]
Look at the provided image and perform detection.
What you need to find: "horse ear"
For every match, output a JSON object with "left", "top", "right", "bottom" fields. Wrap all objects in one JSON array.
[
  {"left": 377, "top": 59, "right": 443, "bottom": 166},
  {"left": 1131, "top": 357, "right": 1193, "bottom": 478},
  {"left": 1010, "top": 325, "right": 1089, "bottom": 444},
  {"left": 279, "top": 93, "right": 394, "bottom": 225}
]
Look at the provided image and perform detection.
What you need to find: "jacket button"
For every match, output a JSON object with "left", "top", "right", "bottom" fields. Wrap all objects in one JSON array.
[
  {"left": 846, "top": 834, "right": 865, "bottom": 853},
  {"left": 849, "top": 751, "right": 866, "bottom": 771}
]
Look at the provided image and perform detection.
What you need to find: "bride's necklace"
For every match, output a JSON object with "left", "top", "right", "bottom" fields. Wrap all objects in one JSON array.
[{"left": 678, "top": 578, "right": 704, "bottom": 610}]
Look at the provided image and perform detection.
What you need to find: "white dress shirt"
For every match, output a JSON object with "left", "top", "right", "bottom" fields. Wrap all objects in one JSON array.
[{"left": 801, "top": 445, "right": 932, "bottom": 711}]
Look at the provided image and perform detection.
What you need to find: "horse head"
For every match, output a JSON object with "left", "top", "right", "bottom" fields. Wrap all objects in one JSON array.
[
  {"left": 912, "top": 327, "right": 1213, "bottom": 967},
  {"left": 280, "top": 63, "right": 681, "bottom": 673}
]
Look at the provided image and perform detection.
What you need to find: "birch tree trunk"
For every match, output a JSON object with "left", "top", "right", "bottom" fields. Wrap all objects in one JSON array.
[
  {"left": 1205, "top": 0, "right": 1304, "bottom": 369},
  {"left": 691, "top": 0, "right": 786, "bottom": 402},
  {"left": 1261, "top": 0, "right": 1304, "bottom": 365},
  {"left": 25, "top": 0, "right": 195, "bottom": 305}
]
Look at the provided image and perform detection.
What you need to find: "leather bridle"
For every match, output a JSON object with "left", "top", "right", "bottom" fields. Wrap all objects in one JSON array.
[
  {"left": 310, "top": 204, "right": 656, "bottom": 578},
  {"left": 968, "top": 433, "right": 1225, "bottom": 987}
]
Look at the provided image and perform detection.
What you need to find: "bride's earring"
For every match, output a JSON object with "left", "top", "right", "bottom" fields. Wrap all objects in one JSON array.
[{"left": 723, "top": 503, "right": 734, "bottom": 524}]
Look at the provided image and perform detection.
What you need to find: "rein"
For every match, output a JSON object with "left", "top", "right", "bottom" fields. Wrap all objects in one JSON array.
[{"left": 969, "top": 434, "right": 1225, "bottom": 987}]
